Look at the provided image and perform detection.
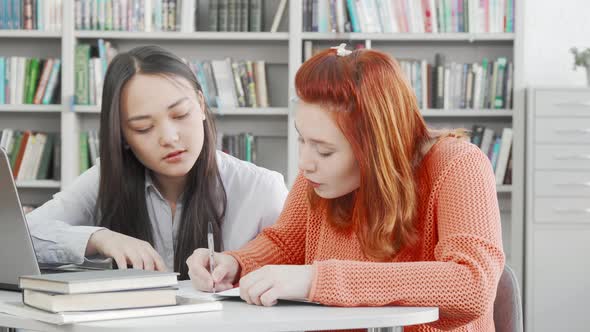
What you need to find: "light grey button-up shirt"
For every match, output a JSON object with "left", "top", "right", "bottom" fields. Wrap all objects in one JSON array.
[{"left": 26, "top": 151, "right": 289, "bottom": 271}]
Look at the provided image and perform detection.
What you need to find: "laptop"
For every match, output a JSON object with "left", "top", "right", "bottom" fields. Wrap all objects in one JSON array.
[
  {"left": 0, "top": 147, "right": 108, "bottom": 291},
  {"left": 0, "top": 147, "right": 45, "bottom": 290}
]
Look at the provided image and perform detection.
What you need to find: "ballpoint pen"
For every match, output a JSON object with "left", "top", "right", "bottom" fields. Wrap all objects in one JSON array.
[{"left": 207, "top": 221, "right": 216, "bottom": 294}]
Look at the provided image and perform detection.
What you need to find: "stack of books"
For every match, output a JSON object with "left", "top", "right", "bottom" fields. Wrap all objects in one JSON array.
[
  {"left": 4, "top": 269, "right": 222, "bottom": 325},
  {"left": 19, "top": 269, "right": 179, "bottom": 312}
]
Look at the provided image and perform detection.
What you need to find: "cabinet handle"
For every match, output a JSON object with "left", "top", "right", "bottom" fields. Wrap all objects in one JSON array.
[
  {"left": 554, "top": 101, "right": 590, "bottom": 108},
  {"left": 553, "top": 154, "right": 590, "bottom": 160},
  {"left": 554, "top": 128, "right": 590, "bottom": 135},
  {"left": 553, "top": 208, "right": 590, "bottom": 214},
  {"left": 555, "top": 182, "right": 590, "bottom": 187}
]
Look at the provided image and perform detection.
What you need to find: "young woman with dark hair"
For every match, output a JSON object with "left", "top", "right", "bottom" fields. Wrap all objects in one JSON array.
[{"left": 26, "top": 45, "right": 288, "bottom": 279}]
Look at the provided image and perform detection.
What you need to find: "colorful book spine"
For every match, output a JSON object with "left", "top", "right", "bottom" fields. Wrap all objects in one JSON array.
[
  {"left": 25, "top": 58, "right": 40, "bottom": 104},
  {"left": 0, "top": 58, "right": 5, "bottom": 104},
  {"left": 42, "top": 59, "right": 61, "bottom": 105}
]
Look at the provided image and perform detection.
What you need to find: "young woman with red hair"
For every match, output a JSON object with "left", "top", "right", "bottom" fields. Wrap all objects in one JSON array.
[{"left": 187, "top": 45, "right": 505, "bottom": 331}]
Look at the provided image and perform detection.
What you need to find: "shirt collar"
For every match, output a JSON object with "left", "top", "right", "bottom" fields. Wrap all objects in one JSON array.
[{"left": 144, "top": 169, "right": 185, "bottom": 206}]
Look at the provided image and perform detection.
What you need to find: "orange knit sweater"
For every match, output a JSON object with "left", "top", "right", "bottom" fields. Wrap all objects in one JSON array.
[{"left": 227, "top": 137, "right": 505, "bottom": 331}]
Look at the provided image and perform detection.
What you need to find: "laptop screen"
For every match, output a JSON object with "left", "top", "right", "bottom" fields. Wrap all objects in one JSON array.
[{"left": 0, "top": 147, "right": 42, "bottom": 291}]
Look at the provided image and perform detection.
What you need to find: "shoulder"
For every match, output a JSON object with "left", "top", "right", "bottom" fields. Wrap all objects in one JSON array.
[
  {"left": 60, "top": 162, "right": 100, "bottom": 193},
  {"left": 421, "top": 136, "right": 492, "bottom": 183},
  {"left": 216, "top": 150, "right": 286, "bottom": 193}
]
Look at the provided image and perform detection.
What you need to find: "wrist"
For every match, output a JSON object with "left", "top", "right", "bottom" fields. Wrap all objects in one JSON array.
[
  {"left": 230, "top": 255, "right": 241, "bottom": 284},
  {"left": 85, "top": 229, "right": 108, "bottom": 256}
]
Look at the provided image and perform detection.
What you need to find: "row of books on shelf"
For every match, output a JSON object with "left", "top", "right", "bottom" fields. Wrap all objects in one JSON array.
[
  {"left": 74, "top": 40, "right": 118, "bottom": 106},
  {"left": 208, "top": 0, "right": 280, "bottom": 32},
  {"left": 190, "top": 58, "right": 269, "bottom": 109},
  {"left": 80, "top": 130, "right": 99, "bottom": 172},
  {"left": 218, "top": 132, "right": 257, "bottom": 163},
  {"left": 303, "top": 0, "right": 514, "bottom": 33},
  {"left": 0, "top": 0, "right": 62, "bottom": 31},
  {"left": 0, "top": 129, "right": 60, "bottom": 181},
  {"left": 73, "top": 39, "right": 270, "bottom": 109},
  {"left": 0, "top": 57, "right": 62, "bottom": 105},
  {"left": 73, "top": 0, "right": 287, "bottom": 33},
  {"left": 470, "top": 125, "right": 512, "bottom": 185},
  {"left": 422, "top": 54, "right": 513, "bottom": 110},
  {"left": 304, "top": 44, "right": 513, "bottom": 110},
  {"left": 74, "top": 0, "right": 182, "bottom": 32}
]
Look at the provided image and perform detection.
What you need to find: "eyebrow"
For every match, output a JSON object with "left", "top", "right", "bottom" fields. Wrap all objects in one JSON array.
[
  {"left": 294, "top": 125, "right": 335, "bottom": 147},
  {"left": 127, "top": 97, "right": 190, "bottom": 122}
]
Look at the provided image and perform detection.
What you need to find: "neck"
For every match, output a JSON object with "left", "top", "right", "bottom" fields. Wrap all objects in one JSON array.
[{"left": 151, "top": 172, "right": 187, "bottom": 204}]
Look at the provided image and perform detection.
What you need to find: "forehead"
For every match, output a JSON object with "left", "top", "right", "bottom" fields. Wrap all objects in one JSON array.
[
  {"left": 294, "top": 101, "right": 345, "bottom": 143},
  {"left": 121, "top": 74, "right": 194, "bottom": 113}
]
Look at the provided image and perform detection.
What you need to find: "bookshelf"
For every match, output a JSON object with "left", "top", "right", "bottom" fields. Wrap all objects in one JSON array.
[{"left": 0, "top": 0, "right": 524, "bottom": 286}]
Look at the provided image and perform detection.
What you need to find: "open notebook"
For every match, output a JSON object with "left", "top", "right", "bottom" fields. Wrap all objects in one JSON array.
[{"left": 178, "top": 280, "right": 317, "bottom": 304}]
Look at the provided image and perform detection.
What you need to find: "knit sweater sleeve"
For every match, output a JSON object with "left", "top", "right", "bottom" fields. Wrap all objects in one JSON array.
[
  {"left": 226, "top": 174, "right": 309, "bottom": 278},
  {"left": 308, "top": 148, "right": 505, "bottom": 330}
]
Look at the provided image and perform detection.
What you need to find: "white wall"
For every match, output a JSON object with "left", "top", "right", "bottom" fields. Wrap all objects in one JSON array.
[{"left": 522, "top": 0, "right": 590, "bottom": 86}]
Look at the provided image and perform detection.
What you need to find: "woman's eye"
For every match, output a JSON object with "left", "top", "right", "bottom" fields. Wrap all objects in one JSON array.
[
  {"left": 319, "top": 151, "right": 333, "bottom": 157},
  {"left": 174, "top": 112, "right": 190, "bottom": 119},
  {"left": 136, "top": 127, "right": 153, "bottom": 133}
]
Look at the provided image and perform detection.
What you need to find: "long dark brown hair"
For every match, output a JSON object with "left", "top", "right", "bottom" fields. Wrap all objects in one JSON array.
[{"left": 96, "top": 45, "right": 226, "bottom": 279}]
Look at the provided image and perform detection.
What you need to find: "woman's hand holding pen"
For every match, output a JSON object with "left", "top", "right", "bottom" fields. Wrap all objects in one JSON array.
[
  {"left": 86, "top": 229, "right": 167, "bottom": 271},
  {"left": 186, "top": 249, "right": 240, "bottom": 292}
]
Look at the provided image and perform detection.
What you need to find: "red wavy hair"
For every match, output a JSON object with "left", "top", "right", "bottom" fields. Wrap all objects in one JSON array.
[{"left": 295, "top": 48, "right": 431, "bottom": 260}]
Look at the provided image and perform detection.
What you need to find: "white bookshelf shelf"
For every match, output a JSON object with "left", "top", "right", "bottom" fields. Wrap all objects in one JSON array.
[
  {"left": 496, "top": 185, "right": 512, "bottom": 193},
  {"left": 301, "top": 32, "right": 515, "bottom": 42},
  {"left": 75, "top": 31, "right": 290, "bottom": 41},
  {"left": 0, "top": 30, "right": 61, "bottom": 38},
  {"left": 74, "top": 106, "right": 288, "bottom": 116},
  {"left": 74, "top": 105, "right": 100, "bottom": 113},
  {"left": 0, "top": 105, "right": 62, "bottom": 113},
  {"left": 421, "top": 109, "right": 513, "bottom": 117},
  {"left": 16, "top": 180, "right": 61, "bottom": 189}
]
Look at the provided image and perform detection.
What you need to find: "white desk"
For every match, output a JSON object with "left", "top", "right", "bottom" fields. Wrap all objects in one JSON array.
[{"left": 0, "top": 290, "right": 438, "bottom": 331}]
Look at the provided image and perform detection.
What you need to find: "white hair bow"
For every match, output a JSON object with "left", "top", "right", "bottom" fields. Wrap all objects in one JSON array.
[{"left": 331, "top": 43, "right": 352, "bottom": 57}]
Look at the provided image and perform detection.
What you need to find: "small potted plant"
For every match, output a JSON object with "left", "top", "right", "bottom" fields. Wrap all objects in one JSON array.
[{"left": 570, "top": 47, "right": 590, "bottom": 86}]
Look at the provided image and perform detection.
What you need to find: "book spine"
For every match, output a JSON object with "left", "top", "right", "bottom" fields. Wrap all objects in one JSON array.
[
  {"left": 230, "top": 61, "right": 246, "bottom": 107},
  {"left": 209, "top": 0, "right": 218, "bottom": 31},
  {"left": 42, "top": 59, "right": 61, "bottom": 105},
  {"left": 33, "top": 58, "right": 53, "bottom": 104},
  {"left": 74, "top": 45, "right": 90, "bottom": 105},
  {"left": 36, "top": 132, "right": 54, "bottom": 179},
  {"left": 79, "top": 131, "right": 89, "bottom": 173},
  {"left": 245, "top": 61, "right": 257, "bottom": 108},
  {"left": 0, "top": 58, "right": 5, "bottom": 105},
  {"left": 239, "top": 0, "right": 248, "bottom": 32},
  {"left": 22, "top": 58, "right": 32, "bottom": 104},
  {"left": 105, "top": 0, "right": 113, "bottom": 30}
]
